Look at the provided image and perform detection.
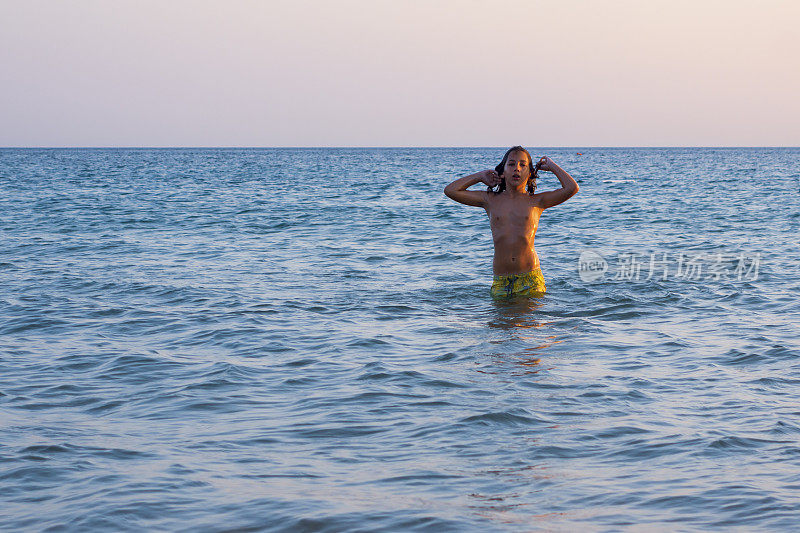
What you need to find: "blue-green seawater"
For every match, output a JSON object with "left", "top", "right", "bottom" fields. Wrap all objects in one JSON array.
[{"left": 1, "top": 148, "right": 799, "bottom": 531}]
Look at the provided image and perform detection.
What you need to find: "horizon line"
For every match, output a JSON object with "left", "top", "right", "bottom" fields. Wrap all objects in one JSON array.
[{"left": 1, "top": 145, "right": 799, "bottom": 149}]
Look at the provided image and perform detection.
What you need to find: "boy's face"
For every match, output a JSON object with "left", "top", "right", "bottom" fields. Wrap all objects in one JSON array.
[{"left": 503, "top": 151, "right": 531, "bottom": 188}]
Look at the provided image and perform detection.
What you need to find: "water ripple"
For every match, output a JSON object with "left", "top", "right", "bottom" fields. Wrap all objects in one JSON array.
[{"left": 1, "top": 148, "right": 799, "bottom": 531}]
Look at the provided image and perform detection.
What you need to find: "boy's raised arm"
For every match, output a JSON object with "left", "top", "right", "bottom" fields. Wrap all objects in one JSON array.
[
  {"left": 444, "top": 170, "right": 499, "bottom": 207},
  {"left": 534, "top": 157, "right": 579, "bottom": 209}
]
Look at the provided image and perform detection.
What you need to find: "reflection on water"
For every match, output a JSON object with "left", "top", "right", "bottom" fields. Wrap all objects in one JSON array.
[
  {"left": 468, "top": 441, "right": 565, "bottom": 526},
  {"left": 470, "top": 298, "right": 568, "bottom": 527},
  {"left": 489, "top": 296, "right": 547, "bottom": 331},
  {"left": 481, "top": 296, "right": 561, "bottom": 375}
]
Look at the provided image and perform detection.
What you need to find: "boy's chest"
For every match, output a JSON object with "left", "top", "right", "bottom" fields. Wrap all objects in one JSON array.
[{"left": 487, "top": 204, "right": 541, "bottom": 230}]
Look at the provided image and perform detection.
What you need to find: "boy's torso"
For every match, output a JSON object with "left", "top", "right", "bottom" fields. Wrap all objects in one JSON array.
[{"left": 484, "top": 192, "right": 543, "bottom": 276}]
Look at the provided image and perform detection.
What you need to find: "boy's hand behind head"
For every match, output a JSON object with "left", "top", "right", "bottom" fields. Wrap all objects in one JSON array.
[
  {"left": 537, "top": 156, "right": 556, "bottom": 172},
  {"left": 479, "top": 169, "right": 501, "bottom": 187}
]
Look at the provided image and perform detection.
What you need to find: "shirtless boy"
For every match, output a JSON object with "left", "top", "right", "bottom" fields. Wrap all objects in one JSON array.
[{"left": 444, "top": 146, "right": 579, "bottom": 298}]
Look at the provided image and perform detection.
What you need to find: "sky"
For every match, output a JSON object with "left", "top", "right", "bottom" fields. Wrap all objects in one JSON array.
[{"left": 1, "top": 0, "right": 798, "bottom": 147}]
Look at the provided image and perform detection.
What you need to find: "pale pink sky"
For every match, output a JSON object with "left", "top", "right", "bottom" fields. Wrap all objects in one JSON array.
[{"left": 1, "top": 0, "right": 798, "bottom": 146}]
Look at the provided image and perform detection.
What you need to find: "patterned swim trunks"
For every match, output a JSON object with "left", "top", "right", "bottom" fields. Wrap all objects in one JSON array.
[{"left": 490, "top": 269, "right": 547, "bottom": 298}]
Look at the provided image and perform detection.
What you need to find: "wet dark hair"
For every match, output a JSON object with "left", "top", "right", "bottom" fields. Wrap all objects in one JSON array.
[{"left": 489, "top": 145, "right": 539, "bottom": 195}]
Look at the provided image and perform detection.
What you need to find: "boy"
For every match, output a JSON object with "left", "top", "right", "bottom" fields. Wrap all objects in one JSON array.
[{"left": 444, "top": 146, "right": 579, "bottom": 298}]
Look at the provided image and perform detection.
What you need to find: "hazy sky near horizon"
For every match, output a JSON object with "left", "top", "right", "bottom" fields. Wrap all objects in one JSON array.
[{"left": 1, "top": 0, "right": 798, "bottom": 147}]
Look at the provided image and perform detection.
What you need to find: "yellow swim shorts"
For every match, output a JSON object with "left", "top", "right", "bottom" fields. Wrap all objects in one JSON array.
[{"left": 490, "top": 269, "right": 546, "bottom": 298}]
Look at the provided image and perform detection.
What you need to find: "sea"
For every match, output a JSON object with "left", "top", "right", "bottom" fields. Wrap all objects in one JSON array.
[{"left": 1, "top": 147, "right": 799, "bottom": 531}]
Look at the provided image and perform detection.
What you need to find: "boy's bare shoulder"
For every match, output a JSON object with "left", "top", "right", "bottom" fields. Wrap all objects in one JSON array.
[{"left": 529, "top": 191, "right": 547, "bottom": 207}]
